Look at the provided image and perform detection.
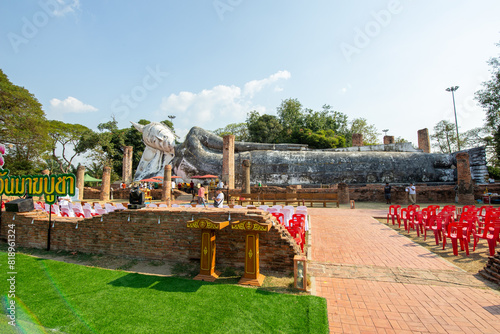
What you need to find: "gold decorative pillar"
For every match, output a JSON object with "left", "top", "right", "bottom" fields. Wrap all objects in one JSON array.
[
  {"left": 187, "top": 218, "right": 229, "bottom": 282},
  {"left": 231, "top": 219, "right": 271, "bottom": 286}
]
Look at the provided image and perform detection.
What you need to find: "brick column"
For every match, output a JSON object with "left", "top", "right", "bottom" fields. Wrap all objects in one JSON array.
[
  {"left": 162, "top": 164, "right": 172, "bottom": 206},
  {"left": 418, "top": 128, "right": 430, "bottom": 153},
  {"left": 352, "top": 133, "right": 363, "bottom": 147},
  {"left": 337, "top": 182, "right": 350, "bottom": 204},
  {"left": 222, "top": 135, "right": 235, "bottom": 190},
  {"left": 242, "top": 159, "right": 251, "bottom": 194},
  {"left": 76, "top": 165, "right": 85, "bottom": 200},
  {"left": 100, "top": 166, "right": 111, "bottom": 201},
  {"left": 456, "top": 152, "right": 475, "bottom": 205},
  {"left": 383, "top": 136, "right": 394, "bottom": 145},
  {"left": 122, "top": 146, "right": 133, "bottom": 185}
]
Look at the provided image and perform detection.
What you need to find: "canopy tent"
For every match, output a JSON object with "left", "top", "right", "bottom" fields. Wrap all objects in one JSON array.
[
  {"left": 153, "top": 175, "right": 182, "bottom": 179},
  {"left": 84, "top": 174, "right": 102, "bottom": 182}
]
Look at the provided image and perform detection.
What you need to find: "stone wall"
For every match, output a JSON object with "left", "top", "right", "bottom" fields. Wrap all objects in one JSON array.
[{"left": 0, "top": 208, "right": 300, "bottom": 274}]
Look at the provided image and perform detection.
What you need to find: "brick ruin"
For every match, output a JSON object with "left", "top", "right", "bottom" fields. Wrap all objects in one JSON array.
[{"left": 1, "top": 208, "right": 301, "bottom": 274}]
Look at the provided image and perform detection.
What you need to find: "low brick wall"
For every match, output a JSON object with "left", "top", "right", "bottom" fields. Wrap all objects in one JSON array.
[
  {"left": 228, "top": 183, "right": 500, "bottom": 204},
  {"left": 0, "top": 208, "right": 300, "bottom": 274}
]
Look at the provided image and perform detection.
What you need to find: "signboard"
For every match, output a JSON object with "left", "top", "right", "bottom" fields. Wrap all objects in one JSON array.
[{"left": 0, "top": 144, "right": 75, "bottom": 204}]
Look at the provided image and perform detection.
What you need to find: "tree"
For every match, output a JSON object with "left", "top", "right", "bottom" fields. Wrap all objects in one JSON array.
[
  {"left": 0, "top": 69, "right": 50, "bottom": 175},
  {"left": 431, "top": 120, "right": 490, "bottom": 154},
  {"left": 476, "top": 41, "right": 500, "bottom": 164},
  {"left": 84, "top": 118, "right": 151, "bottom": 181},
  {"left": 431, "top": 120, "right": 460, "bottom": 153},
  {"left": 276, "top": 98, "right": 303, "bottom": 141},
  {"left": 246, "top": 111, "right": 283, "bottom": 143},
  {"left": 47, "top": 120, "right": 96, "bottom": 173},
  {"left": 347, "top": 118, "right": 380, "bottom": 146},
  {"left": 213, "top": 122, "right": 249, "bottom": 141}
]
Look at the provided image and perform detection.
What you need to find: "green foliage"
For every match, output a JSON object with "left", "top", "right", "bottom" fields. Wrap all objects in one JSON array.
[
  {"left": 246, "top": 99, "right": 350, "bottom": 148},
  {"left": 85, "top": 118, "right": 151, "bottom": 181},
  {"left": 346, "top": 118, "right": 380, "bottom": 146},
  {"left": 431, "top": 120, "right": 462, "bottom": 153},
  {"left": 291, "top": 128, "right": 346, "bottom": 149},
  {"left": 431, "top": 119, "right": 492, "bottom": 155},
  {"left": 277, "top": 98, "right": 303, "bottom": 138},
  {"left": 488, "top": 165, "right": 500, "bottom": 180},
  {"left": 395, "top": 137, "right": 408, "bottom": 143},
  {"left": 476, "top": 41, "right": 500, "bottom": 166},
  {"left": 0, "top": 69, "right": 50, "bottom": 174},
  {"left": 213, "top": 122, "right": 250, "bottom": 141},
  {"left": 47, "top": 120, "right": 96, "bottom": 173},
  {"left": 246, "top": 111, "right": 283, "bottom": 143}
]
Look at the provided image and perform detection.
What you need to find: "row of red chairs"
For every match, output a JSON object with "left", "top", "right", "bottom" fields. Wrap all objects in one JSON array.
[
  {"left": 272, "top": 212, "right": 306, "bottom": 252},
  {"left": 387, "top": 204, "right": 500, "bottom": 256}
]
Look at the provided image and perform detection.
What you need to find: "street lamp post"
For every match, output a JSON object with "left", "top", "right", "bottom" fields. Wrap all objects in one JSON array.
[{"left": 445, "top": 86, "right": 460, "bottom": 151}]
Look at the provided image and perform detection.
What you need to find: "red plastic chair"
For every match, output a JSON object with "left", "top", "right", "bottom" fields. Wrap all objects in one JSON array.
[
  {"left": 478, "top": 205, "right": 494, "bottom": 221},
  {"left": 478, "top": 210, "right": 500, "bottom": 235},
  {"left": 424, "top": 212, "right": 454, "bottom": 245},
  {"left": 291, "top": 214, "right": 306, "bottom": 228},
  {"left": 399, "top": 206, "right": 416, "bottom": 230},
  {"left": 444, "top": 222, "right": 470, "bottom": 256},
  {"left": 473, "top": 220, "right": 500, "bottom": 256},
  {"left": 458, "top": 211, "right": 479, "bottom": 242},
  {"left": 409, "top": 211, "right": 426, "bottom": 237},
  {"left": 271, "top": 212, "right": 285, "bottom": 226},
  {"left": 387, "top": 205, "right": 401, "bottom": 225},
  {"left": 462, "top": 205, "right": 477, "bottom": 213}
]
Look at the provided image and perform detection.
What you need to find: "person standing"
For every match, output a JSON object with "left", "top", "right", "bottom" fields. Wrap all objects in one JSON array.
[
  {"left": 217, "top": 179, "right": 224, "bottom": 189},
  {"left": 384, "top": 182, "right": 392, "bottom": 204},
  {"left": 406, "top": 183, "right": 416, "bottom": 204},
  {"left": 213, "top": 188, "right": 224, "bottom": 208},
  {"left": 197, "top": 184, "right": 206, "bottom": 204}
]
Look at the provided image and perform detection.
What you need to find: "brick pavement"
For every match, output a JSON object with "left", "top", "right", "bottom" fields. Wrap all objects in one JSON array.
[{"left": 309, "top": 208, "right": 500, "bottom": 333}]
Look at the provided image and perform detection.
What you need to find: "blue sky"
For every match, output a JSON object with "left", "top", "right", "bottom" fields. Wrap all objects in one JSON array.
[{"left": 1, "top": 0, "right": 500, "bottom": 146}]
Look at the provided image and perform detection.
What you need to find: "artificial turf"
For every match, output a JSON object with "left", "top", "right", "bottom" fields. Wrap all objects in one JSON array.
[{"left": 0, "top": 252, "right": 328, "bottom": 333}]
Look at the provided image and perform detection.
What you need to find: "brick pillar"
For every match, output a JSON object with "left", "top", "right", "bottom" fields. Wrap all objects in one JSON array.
[
  {"left": 122, "top": 146, "right": 133, "bottom": 185},
  {"left": 76, "top": 165, "right": 85, "bottom": 200},
  {"left": 337, "top": 182, "right": 350, "bottom": 204},
  {"left": 456, "top": 153, "right": 475, "bottom": 205},
  {"left": 162, "top": 164, "right": 172, "bottom": 206},
  {"left": 383, "top": 136, "right": 394, "bottom": 145},
  {"left": 242, "top": 159, "right": 251, "bottom": 194},
  {"left": 222, "top": 135, "right": 235, "bottom": 190},
  {"left": 418, "top": 128, "right": 431, "bottom": 153},
  {"left": 352, "top": 133, "right": 363, "bottom": 147},
  {"left": 100, "top": 166, "right": 111, "bottom": 201}
]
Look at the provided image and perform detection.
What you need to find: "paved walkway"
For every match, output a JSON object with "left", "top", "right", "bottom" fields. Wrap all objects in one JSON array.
[{"left": 309, "top": 208, "right": 500, "bottom": 333}]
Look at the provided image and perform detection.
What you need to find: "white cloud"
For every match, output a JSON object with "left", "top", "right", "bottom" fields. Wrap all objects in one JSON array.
[
  {"left": 157, "top": 70, "right": 290, "bottom": 136},
  {"left": 50, "top": 96, "right": 98, "bottom": 113},
  {"left": 243, "top": 70, "right": 291, "bottom": 98},
  {"left": 52, "top": 0, "right": 80, "bottom": 17}
]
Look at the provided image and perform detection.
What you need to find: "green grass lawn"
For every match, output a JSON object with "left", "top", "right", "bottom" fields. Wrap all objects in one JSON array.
[{"left": 0, "top": 252, "right": 328, "bottom": 334}]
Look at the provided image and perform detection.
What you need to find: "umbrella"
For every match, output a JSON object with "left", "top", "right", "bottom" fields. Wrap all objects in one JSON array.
[
  {"left": 200, "top": 174, "right": 218, "bottom": 178},
  {"left": 192, "top": 174, "right": 218, "bottom": 179},
  {"left": 140, "top": 178, "right": 159, "bottom": 182}
]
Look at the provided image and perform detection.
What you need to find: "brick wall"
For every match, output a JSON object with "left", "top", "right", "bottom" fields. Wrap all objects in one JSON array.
[{"left": 1, "top": 208, "right": 300, "bottom": 274}]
